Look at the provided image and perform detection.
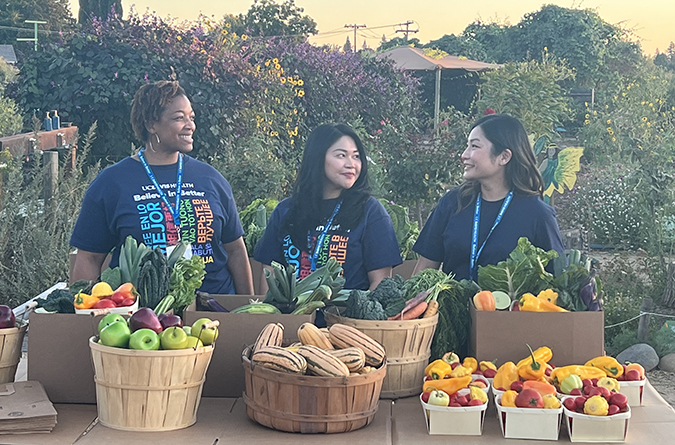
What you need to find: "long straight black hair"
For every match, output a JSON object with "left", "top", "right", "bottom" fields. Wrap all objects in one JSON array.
[
  {"left": 284, "top": 123, "right": 371, "bottom": 249},
  {"left": 457, "top": 114, "right": 544, "bottom": 211}
]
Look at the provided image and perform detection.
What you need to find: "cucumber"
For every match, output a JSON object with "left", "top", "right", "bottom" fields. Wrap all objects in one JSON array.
[{"left": 493, "top": 291, "right": 511, "bottom": 310}]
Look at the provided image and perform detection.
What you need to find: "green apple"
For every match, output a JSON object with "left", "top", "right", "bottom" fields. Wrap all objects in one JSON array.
[
  {"left": 99, "top": 320, "right": 131, "bottom": 348},
  {"left": 160, "top": 326, "right": 189, "bottom": 350},
  {"left": 98, "top": 313, "right": 126, "bottom": 335},
  {"left": 183, "top": 326, "right": 192, "bottom": 337},
  {"left": 129, "top": 328, "right": 161, "bottom": 350},
  {"left": 191, "top": 318, "right": 218, "bottom": 346},
  {"left": 185, "top": 336, "right": 204, "bottom": 349}
]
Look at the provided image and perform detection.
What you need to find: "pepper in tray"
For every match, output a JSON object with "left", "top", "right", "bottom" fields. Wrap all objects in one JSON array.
[
  {"left": 518, "top": 344, "right": 546, "bottom": 380},
  {"left": 425, "top": 359, "right": 453, "bottom": 380}
]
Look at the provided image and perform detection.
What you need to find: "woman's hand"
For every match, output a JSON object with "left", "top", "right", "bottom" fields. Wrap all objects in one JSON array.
[
  {"left": 412, "top": 256, "right": 441, "bottom": 277},
  {"left": 368, "top": 267, "right": 392, "bottom": 291},
  {"left": 224, "top": 237, "right": 254, "bottom": 294}
]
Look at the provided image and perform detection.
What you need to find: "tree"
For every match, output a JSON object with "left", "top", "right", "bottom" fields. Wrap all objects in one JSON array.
[
  {"left": 236, "top": 0, "right": 317, "bottom": 38},
  {"left": 343, "top": 36, "right": 351, "bottom": 53},
  {"left": 0, "top": 0, "right": 76, "bottom": 47},
  {"left": 424, "top": 33, "right": 488, "bottom": 61},
  {"left": 78, "top": 0, "right": 123, "bottom": 23},
  {"left": 654, "top": 42, "right": 675, "bottom": 72},
  {"left": 377, "top": 36, "right": 420, "bottom": 51}
]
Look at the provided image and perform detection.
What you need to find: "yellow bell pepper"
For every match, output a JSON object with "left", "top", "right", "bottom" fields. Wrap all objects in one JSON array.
[
  {"left": 537, "top": 289, "right": 559, "bottom": 305},
  {"left": 450, "top": 364, "right": 472, "bottom": 378},
  {"left": 518, "top": 344, "right": 546, "bottom": 381},
  {"left": 584, "top": 395, "right": 609, "bottom": 416},
  {"left": 516, "top": 346, "right": 553, "bottom": 369},
  {"left": 462, "top": 357, "right": 478, "bottom": 373},
  {"left": 500, "top": 390, "right": 518, "bottom": 407},
  {"left": 425, "top": 359, "right": 453, "bottom": 380},
  {"left": 585, "top": 356, "right": 624, "bottom": 378},
  {"left": 74, "top": 292, "right": 99, "bottom": 310},
  {"left": 519, "top": 293, "right": 568, "bottom": 312},
  {"left": 550, "top": 365, "right": 607, "bottom": 387},
  {"left": 479, "top": 360, "right": 497, "bottom": 373},
  {"left": 543, "top": 394, "right": 561, "bottom": 409},
  {"left": 470, "top": 386, "right": 488, "bottom": 404},
  {"left": 493, "top": 361, "right": 519, "bottom": 391},
  {"left": 423, "top": 376, "right": 472, "bottom": 396}
]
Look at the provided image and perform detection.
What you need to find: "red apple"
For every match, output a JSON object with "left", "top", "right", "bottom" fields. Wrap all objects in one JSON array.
[
  {"left": 575, "top": 396, "right": 587, "bottom": 410},
  {"left": 570, "top": 388, "right": 583, "bottom": 396},
  {"left": 510, "top": 380, "right": 524, "bottom": 392},
  {"left": 455, "top": 395, "right": 469, "bottom": 406},
  {"left": 468, "top": 398, "right": 484, "bottom": 406},
  {"left": 449, "top": 402, "right": 462, "bottom": 407},
  {"left": 0, "top": 305, "right": 15, "bottom": 329},
  {"left": 450, "top": 362, "right": 460, "bottom": 369},
  {"left": 421, "top": 391, "right": 431, "bottom": 403},
  {"left": 92, "top": 299, "right": 116, "bottom": 309},
  {"left": 483, "top": 368, "right": 497, "bottom": 379},
  {"left": 583, "top": 385, "right": 594, "bottom": 395},
  {"left": 158, "top": 313, "right": 183, "bottom": 329},
  {"left": 128, "top": 307, "right": 163, "bottom": 334},
  {"left": 581, "top": 379, "right": 593, "bottom": 387},
  {"left": 591, "top": 378, "right": 599, "bottom": 386},
  {"left": 120, "top": 298, "right": 136, "bottom": 307},
  {"left": 515, "top": 389, "right": 544, "bottom": 408},
  {"left": 608, "top": 405, "right": 620, "bottom": 415}
]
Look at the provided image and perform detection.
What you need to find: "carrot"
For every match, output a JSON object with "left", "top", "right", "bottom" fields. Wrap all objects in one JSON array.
[
  {"left": 423, "top": 299, "right": 439, "bottom": 318},
  {"left": 401, "top": 301, "right": 428, "bottom": 320}
]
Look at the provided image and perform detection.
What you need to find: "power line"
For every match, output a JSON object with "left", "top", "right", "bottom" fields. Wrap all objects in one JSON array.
[
  {"left": 344, "top": 24, "right": 366, "bottom": 53},
  {"left": 395, "top": 20, "right": 419, "bottom": 41}
]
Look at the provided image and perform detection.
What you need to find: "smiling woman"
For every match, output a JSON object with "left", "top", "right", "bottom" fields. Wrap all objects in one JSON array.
[
  {"left": 253, "top": 123, "right": 402, "bottom": 292},
  {"left": 70, "top": 80, "right": 254, "bottom": 295},
  {"left": 413, "top": 114, "right": 565, "bottom": 281}
]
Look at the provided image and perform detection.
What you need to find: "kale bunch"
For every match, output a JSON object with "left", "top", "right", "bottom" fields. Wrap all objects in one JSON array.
[
  {"left": 344, "top": 289, "right": 386, "bottom": 320},
  {"left": 370, "top": 275, "right": 406, "bottom": 317},
  {"left": 37, "top": 289, "right": 75, "bottom": 313}
]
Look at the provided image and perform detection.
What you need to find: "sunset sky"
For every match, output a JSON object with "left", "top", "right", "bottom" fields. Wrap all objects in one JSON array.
[{"left": 68, "top": 0, "right": 674, "bottom": 56}]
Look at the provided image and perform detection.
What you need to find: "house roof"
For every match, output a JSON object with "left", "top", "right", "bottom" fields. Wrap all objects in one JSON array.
[
  {"left": 378, "top": 46, "right": 500, "bottom": 71},
  {"left": 0, "top": 45, "right": 18, "bottom": 64}
]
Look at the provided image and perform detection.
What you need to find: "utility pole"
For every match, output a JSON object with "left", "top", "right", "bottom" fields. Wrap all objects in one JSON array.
[
  {"left": 395, "top": 21, "right": 418, "bottom": 41},
  {"left": 17, "top": 20, "right": 47, "bottom": 51},
  {"left": 344, "top": 24, "right": 366, "bottom": 53}
]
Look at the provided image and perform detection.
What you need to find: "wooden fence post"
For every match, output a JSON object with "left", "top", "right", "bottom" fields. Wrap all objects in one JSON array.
[
  {"left": 637, "top": 298, "right": 653, "bottom": 343},
  {"left": 43, "top": 150, "right": 58, "bottom": 203}
]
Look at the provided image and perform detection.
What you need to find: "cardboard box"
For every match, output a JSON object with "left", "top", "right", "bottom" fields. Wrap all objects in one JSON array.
[
  {"left": 420, "top": 394, "right": 487, "bottom": 435},
  {"left": 563, "top": 405, "right": 631, "bottom": 442},
  {"left": 620, "top": 378, "right": 646, "bottom": 406},
  {"left": 496, "top": 395, "right": 563, "bottom": 440},
  {"left": 28, "top": 312, "right": 105, "bottom": 404},
  {"left": 182, "top": 294, "right": 314, "bottom": 398},
  {"left": 469, "top": 302, "right": 604, "bottom": 366}
]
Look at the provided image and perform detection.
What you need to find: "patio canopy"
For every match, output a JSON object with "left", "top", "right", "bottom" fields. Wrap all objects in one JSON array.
[{"left": 378, "top": 46, "right": 500, "bottom": 127}]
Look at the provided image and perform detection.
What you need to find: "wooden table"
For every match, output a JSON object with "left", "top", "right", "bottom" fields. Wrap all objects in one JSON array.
[{"left": 0, "top": 382, "right": 673, "bottom": 444}]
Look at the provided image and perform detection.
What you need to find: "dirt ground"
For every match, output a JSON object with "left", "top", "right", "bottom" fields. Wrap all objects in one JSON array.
[{"left": 647, "top": 369, "right": 675, "bottom": 407}]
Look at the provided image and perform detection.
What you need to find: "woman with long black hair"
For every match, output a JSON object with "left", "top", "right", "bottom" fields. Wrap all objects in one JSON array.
[
  {"left": 413, "top": 114, "right": 565, "bottom": 279},
  {"left": 254, "top": 123, "right": 402, "bottom": 291}
]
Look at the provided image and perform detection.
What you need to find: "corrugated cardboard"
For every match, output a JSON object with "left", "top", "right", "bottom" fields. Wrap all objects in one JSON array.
[
  {"left": 183, "top": 294, "right": 314, "bottom": 398},
  {"left": 469, "top": 302, "right": 604, "bottom": 367},
  {"left": 27, "top": 312, "right": 103, "bottom": 404}
]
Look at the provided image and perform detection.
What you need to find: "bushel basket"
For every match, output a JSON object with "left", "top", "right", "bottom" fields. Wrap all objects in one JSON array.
[
  {"left": 242, "top": 345, "right": 386, "bottom": 433},
  {"left": 0, "top": 322, "right": 27, "bottom": 384},
  {"left": 325, "top": 311, "right": 438, "bottom": 398},
  {"left": 89, "top": 337, "right": 213, "bottom": 431}
]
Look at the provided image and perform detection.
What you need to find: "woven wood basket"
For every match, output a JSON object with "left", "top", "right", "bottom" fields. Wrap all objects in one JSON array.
[
  {"left": 0, "top": 322, "right": 27, "bottom": 384},
  {"left": 89, "top": 337, "right": 213, "bottom": 431},
  {"left": 325, "top": 312, "right": 438, "bottom": 399},
  {"left": 242, "top": 346, "right": 386, "bottom": 433}
]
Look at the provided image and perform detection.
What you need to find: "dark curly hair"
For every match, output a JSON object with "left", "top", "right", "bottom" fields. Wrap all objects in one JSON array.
[
  {"left": 284, "top": 123, "right": 371, "bottom": 248},
  {"left": 130, "top": 80, "right": 187, "bottom": 143}
]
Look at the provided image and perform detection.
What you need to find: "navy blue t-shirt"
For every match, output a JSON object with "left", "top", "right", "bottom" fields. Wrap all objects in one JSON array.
[
  {"left": 254, "top": 196, "right": 402, "bottom": 290},
  {"left": 70, "top": 155, "right": 244, "bottom": 294},
  {"left": 414, "top": 188, "right": 565, "bottom": 280}
]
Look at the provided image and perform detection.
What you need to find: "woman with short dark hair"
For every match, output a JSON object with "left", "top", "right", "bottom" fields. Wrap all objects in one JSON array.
[
  {"left": 70, "top": 80, "right": 254, "bottom": 295},
  {"left": 254, "top": 123, "right": 401, "bottom": 291},
  {"left": 413, "top": 114, "right": 565, "bottom": 279}
]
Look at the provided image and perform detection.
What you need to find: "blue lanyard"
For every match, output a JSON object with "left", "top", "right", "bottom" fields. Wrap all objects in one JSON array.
[
  {"left": 308, "top": 199, "right": 342, "bottom": 271},
  {"left": 138, "top": 149, "right": 183, "bottom": 239},
  {"left": 469, "top": 191, "right": 513, "bottom": 280}
]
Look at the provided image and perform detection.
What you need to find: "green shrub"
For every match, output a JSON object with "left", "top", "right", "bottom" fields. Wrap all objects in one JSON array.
[{"left": 0, "top": 126, "right": 99, "bottom": 306}]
